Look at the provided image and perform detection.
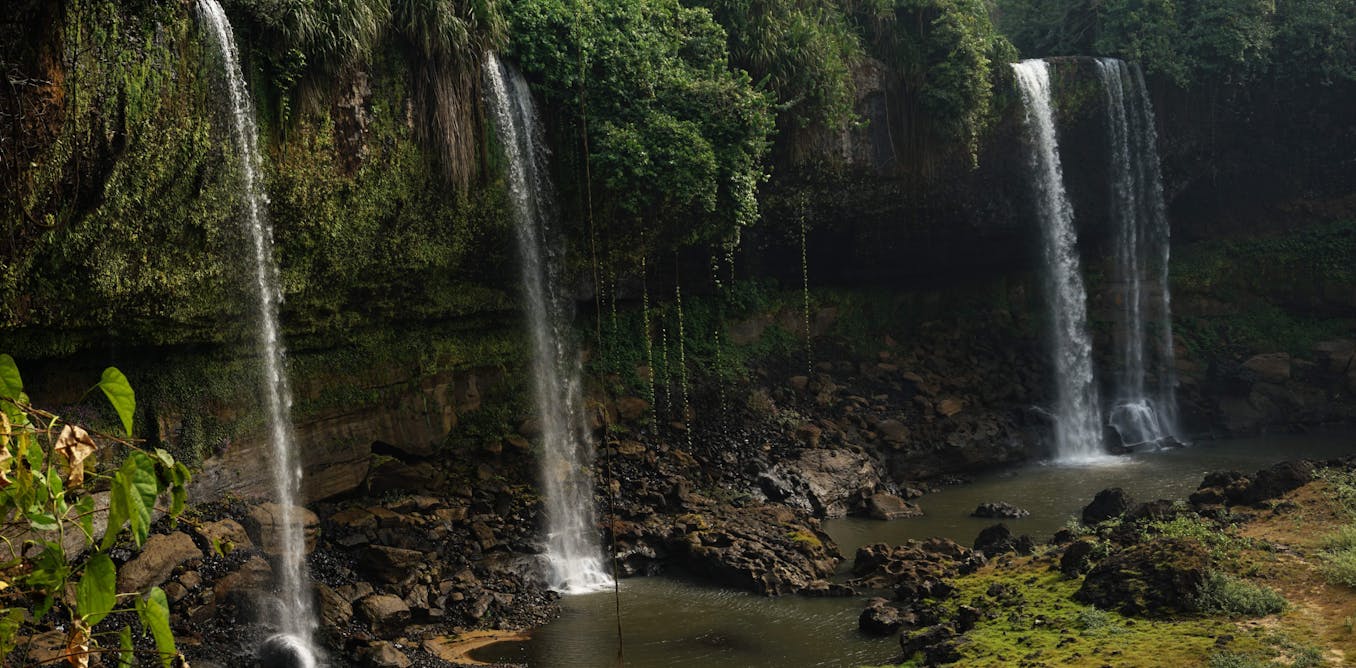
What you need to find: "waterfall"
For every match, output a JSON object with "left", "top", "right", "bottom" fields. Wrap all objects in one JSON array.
[
  {"left": 196, "top": 1, "right": 319, "bottom": 664},
  {"left": 1011, "top": 59, "right": 1106, "bottom": 463},
  {"left": 1097, "top": 58, "right": 1181, "bottom": 447},
  {"left": 483, "top": 53, "right": 613, "bottom": 593}
]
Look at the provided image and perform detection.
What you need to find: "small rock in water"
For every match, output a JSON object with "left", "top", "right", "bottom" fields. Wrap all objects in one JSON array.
[{"left": 971, "top": 502, "right": 1030, "bottom": 519}]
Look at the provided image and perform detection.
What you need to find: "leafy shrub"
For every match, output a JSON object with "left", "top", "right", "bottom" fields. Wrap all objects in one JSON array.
[
  {"left": 1320, "top": 545, "right": 1356, "bottom": 588},
  {"left": 0, "top": 355, "right": 190, "bottom": 664},
  {"left": 1193, "top": 572, "right": 1287, "bottom": 617}
]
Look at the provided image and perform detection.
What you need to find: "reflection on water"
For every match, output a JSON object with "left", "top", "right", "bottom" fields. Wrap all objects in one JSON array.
[
  {"left": 477, "top": 432, "right": 1353, "bottom": 667},
  {"left": 473, "top": 576, "right": 894, "bottom": 667}
]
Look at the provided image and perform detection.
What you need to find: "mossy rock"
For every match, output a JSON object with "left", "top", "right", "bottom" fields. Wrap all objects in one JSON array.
[{"left": 1073, "top": 537, "right": 1210, "bottom": 617}]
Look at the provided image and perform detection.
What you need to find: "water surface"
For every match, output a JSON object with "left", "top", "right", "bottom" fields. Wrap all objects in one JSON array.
[{"left": 478, "top": 432, "right": 1353, "bottom": 667}]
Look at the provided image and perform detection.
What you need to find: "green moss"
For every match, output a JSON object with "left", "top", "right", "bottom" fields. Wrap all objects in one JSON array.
[{"left": 1172, "top": 219, "right": 1356, "bottom": 359}]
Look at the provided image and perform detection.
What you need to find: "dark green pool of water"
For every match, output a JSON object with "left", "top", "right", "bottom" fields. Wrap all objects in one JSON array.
[{"left": 475, "top": 432, "right": 1354, "bottom": 667}]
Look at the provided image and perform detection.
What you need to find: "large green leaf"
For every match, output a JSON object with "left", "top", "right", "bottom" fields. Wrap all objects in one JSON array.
[
  {"left": 117, "top": 625, "right": 134, "bottom": 668},
  {"left": 76, "top": 553, "right": 116, "bottom": 625},
  {"left": 98, "top": 367, "right": 136, "bottom": 437},
  {"left": 106, "top": 453, "right": 158, "bottom": 548},
  {"left": 136, "top": 587, "right": 176, "bottom": 667},
  {"left": 0, "top": 355, "right": 21, "bottom": 400}
]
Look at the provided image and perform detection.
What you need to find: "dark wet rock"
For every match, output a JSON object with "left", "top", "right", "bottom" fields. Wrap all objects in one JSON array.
[
  {"left": 860, "top": 598, "right": 905, "bottom": 635},
  {"left": 1241, "top": 459, "right": 1315, "bottom": 505},
  {"left": 1082, "top": 488, "right": 1134, "bottom": 525},
  {"left": 117, "top": 531, "right": 202, "bottom": 594},
  {"left": 652, "top": 503, "right": 840, "bottom": 596},
  {"left": 973, "top": 523, "right": 1033, "bottom": 556},
  {"left": 850, "top": 539, "right": 981, "bottom": 595},
  {"left": 1190, "top": 460, "right": 1317, "bottom": 508},
  {"left": 1190, "top": 471, "right": 1250, "bottom": 507},
  {"left": 899, "top": 624, "right": 960, "bottom": 665},
  {"left": 1059, "top": 538, "right": 1099, "bottom": 576},
  {"left": 971, "top": 502, "right": 1029, "bottom": 519},
  {"left": 1074, "top": 537, "right": 1210, "bottom": 617},
  {"left": 866, "top": 492, "right": 923, "bottom": 520},
  {"left": 1125, "top": 499, "right": 1180, "bottom": 523},
  {"left": 955, "top": 604, "right": 982, "bottom": 633}
]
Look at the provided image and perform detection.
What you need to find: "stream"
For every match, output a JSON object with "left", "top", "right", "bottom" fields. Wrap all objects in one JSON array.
[{"left": 476, "top": 431, "right": 1354, "bottom": 667}]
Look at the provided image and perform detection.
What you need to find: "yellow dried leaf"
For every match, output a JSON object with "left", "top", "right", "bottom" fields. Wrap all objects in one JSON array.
[
  {"left": 55, "top": 424, "right": 97, "bottom": 487},
  {"left": 0, "top": 411, "right": 11, "bottom": 486},
  {"left": 64, "top": 620, "right": 90, "bottom": 668}
]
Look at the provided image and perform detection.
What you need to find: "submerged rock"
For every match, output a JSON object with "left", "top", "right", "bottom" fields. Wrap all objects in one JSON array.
[
  {"left": 866, "top": 492, "right": 923, "bottom": 520},
  {"left": 971, "top": 502, "right": 1030, "bottom": 519}
]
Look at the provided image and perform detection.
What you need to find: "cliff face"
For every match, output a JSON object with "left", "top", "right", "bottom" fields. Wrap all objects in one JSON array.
[{"left": 5, "top": 0, "right": 1355, "bottom": 505}]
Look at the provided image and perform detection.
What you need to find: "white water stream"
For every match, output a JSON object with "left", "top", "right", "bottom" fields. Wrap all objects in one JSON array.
[
  {"left": 197, "top": 1, "right": 318, "bottom": 663},
  {"left": 1012, "top": 59, "right": 1106, "bottom": 463},
  {"left": 484, "top": 53, "right": 613, "bottom": 593}
]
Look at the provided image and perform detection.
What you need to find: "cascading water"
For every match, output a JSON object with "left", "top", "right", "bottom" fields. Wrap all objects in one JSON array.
[
  {"left": 1012, "top": 59, "right": 1106, "bottom": 463},
  {"left": 1096, "top": 58, "right": 1181, "bottom": 448},
  {"left": 197, "top": 1, "right": 319, "bottom": 663},
  {"left": 483, "top": 53, "right": 613, "bottom": 593}
]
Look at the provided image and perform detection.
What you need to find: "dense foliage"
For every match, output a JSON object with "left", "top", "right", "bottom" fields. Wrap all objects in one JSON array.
[
  {"left": 856, "top": 0, "right": 1017, "bottom": 166},
  {"left": 505, "top": 0, "right": 775, "bottom": 258},
  {"left": 691, "top": 0, "right": 865, "bottom": 130},
  {"left": 996, "top": 0, "right": 1356, "bottom": 87}
]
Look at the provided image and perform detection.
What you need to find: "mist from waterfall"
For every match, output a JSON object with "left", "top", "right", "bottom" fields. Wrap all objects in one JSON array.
[
  {"left": 1012, "top": 59, "right": 1106, "bottom": 463},
  {"left": 196, "top": 0, "right": 319, "bottom": 663},
  {"left": 1097, "top": 58, "right": 1181, "bottom": 447},
  {"left": 483, "top": 52, "right": 613, "bottom": 593}
]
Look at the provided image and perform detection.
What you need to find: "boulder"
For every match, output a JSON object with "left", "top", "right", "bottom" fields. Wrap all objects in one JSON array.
[
  {"left": 899, "top": 625, "right": 960, "bottom": 665},
  {"left": 213, "top": 555, "right": 273, "bottom": 604},
  {"left": 764, "top": 449, "right": 882, "bottom": 517},
  {"left": 195, "top": 519, "right": 252, "bottom": 553},
  {"left": 1242, "top": 353, "right": 1291, "bottom": 384},
  {"left": 1240, "top": 459, "right": 1315, "bottom": 505},
  {"left": 972, "top": 524, "right": 1033, "bottom": 556},
  {"left": 117, "top": 532, "right": 202, "bottom": 593},
  {"left": 244, "top": 503, "right": 320, "bottom": 555},
  {"left": 357, "top": 641, "right": 412, "bottom": 668},
  {"left": 1059, "top": 538, "right": 1098, "bottom": 576},
  {"left": 1074, "top": 537, "right": 1210, "bottom": 617},
  {"left": 359, "top": 545, "right": 426, "bottom": 583},
  {"left": 317, "top": 583, "right": 354, "bottom": 628},
  {"left": 358, "top": 594, "right": 411, "bottom": 638},
  {"left": 866, "top": 493, "right": 923, "bottom": 520},
  {"left": 971, "top": 502, "right": 1029, "bottom": 519},
  {"left": 877, "top": 419, "right": 908, "bottom": 444},
  {"left": 1082, "top": 488, "right": 1134, "bottom": 525},
  {"left": 859, "top": 598, "right": 903, "bottom": 635}
]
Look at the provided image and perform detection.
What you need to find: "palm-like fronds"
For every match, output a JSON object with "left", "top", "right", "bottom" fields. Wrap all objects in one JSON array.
[{"left": 391, "top": 0, "right": 507, "bottom": 189}]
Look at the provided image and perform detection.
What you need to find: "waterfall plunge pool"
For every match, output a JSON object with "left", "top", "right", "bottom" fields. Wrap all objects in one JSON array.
[{"left": 474, "top": 431, "right": 1354, "bottom": 667}]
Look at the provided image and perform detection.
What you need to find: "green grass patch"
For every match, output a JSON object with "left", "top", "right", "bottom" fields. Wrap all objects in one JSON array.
[
  {"left": 942, "top": 556, "right": 1257, "bottom": 667},
  {"left": 1194, "top": 573, "right": 1288, "bottom": 617}
]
